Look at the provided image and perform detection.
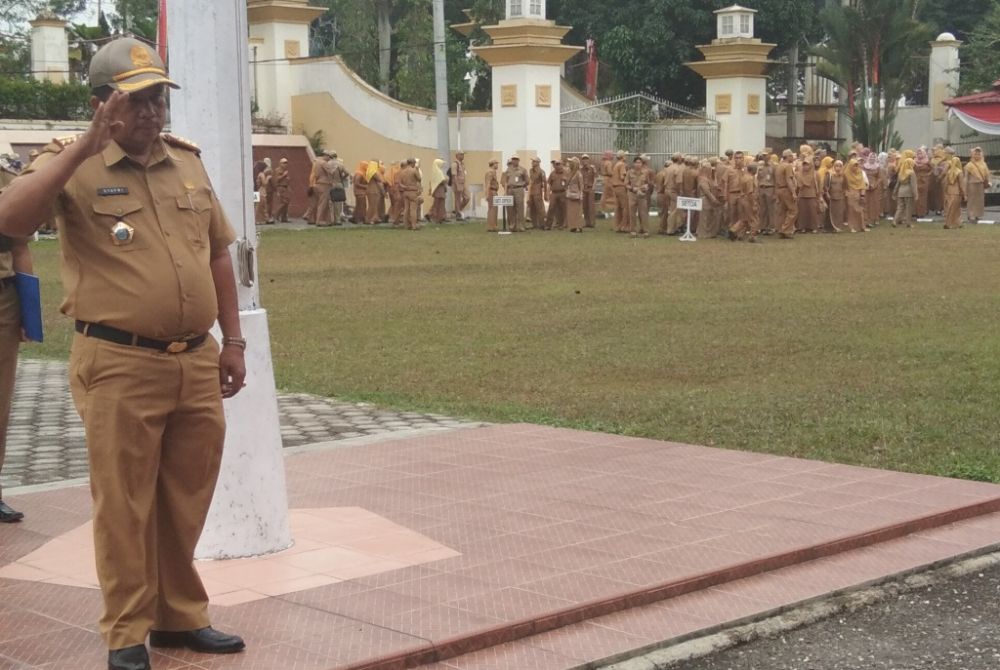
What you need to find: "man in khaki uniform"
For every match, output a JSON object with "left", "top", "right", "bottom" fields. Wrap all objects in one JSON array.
[
  {"left": 270, "top": 157, "right": 291, "bottom": 222},
  {"left": 626, "top": 156, "right": 651, "bottom": 237},
  {"left": 658, "top": 153, "right": 686, "bottom": 235},
  {"left": 303, "top": 153, "right": 326, "bottom": 224},
  {"left": 527, "top": 158, "right": 547, "bottom": 229},
  {"left": 545, "top": 159, "right": 568, "bottom": 230},
  {"left": 0, "top": 187, "right": 30, "bottom": 522},
  {"left": 0, "top": 38, "right": 246, "bottom": 670},
  {"left": 611, "top": 150, "right": 629, "bottom": 232},
  {"left": 398, "top": 158, "right": 423, "bottom": 230},
  {"left": 756, "top": 151, "right": 776, "bottom": 234},
  {"left": 485, "top": 159, "right": 500, "bottom": 232},
  {"left": 775, "top": 149, "right": 799, "bottom": 238},
  {"left": 502, "top": 155, "right": 528, "bottom": 232},
  {"left": 323, "top": 151, "right": 350, "bottom": 225},
  {"left": 580, "top": 154, "right": 597, "bottom": 228},
  {"left": 451, "top": 151, "right": 470, "bottom": 220}
]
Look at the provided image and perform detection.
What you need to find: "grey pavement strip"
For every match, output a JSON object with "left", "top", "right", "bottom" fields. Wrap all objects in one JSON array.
[
  {"left": 1, "top": 358, "right": 486, "bottom": 491},
  {"left": 596, "top": 546, "right": 1000, "bottom": 670}
]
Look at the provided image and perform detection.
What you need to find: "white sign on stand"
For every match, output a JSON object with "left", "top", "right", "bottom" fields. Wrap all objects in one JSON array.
[
  {"left": 494, "top": 195, "right": 515, "bottom": 235},
  {"left": 678, "top": 197, "right": 702, "bottom": 242}
]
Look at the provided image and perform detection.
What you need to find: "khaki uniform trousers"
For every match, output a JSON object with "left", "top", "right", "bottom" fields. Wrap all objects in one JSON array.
[
  {"left": 509, "top": 188, "right": 526, "bottom": 232},
  {"left": 272, "top": 186, "right": 290, "bottom": 222},
  {"left": 452, "top": 184, "right": 470, "bottom": 217},
  {"left": 546, "top": 192, "right": 567, "bottom": 230},
  {"left": 893, "top": 196, "right": 914, "bottom": 228},
  {"left": 582, "top": 191, "right": 596, "bottom": 228},
  {"left": 303, "top": 190, "right": 317, "bottom": 224},
  {"left": 776, "top": 188, "right": 798, "bottom": 236},
  {"left": 613, "top": 186, "right": 629, "bottom": 232},
  {"left": 0, "top": 284, "right": 19, "bottom": 500},
  {"left": 486, "top": 190, "right": 499, "bottom": 231},
  {"left": 69, "top": 333, "right": 225, "bottom": 650},
  {"left": 628, "top": 192, "right": 649, "bottom": 234},
  {"left": 314, "top": 185, "right": 333, "bottom": 226},
  {"left": 758, "top": 188, "right": 775, "bottom": 232},
  {"left": 403, "top": 192, "right": 421, "bottom": 229},
  {"left": 527, "top": 192, "right": 545, "bottom": 229}
]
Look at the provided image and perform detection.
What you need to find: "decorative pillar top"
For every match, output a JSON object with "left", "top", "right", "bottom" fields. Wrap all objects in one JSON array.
[
  {"left": 506, "top": 0, "right": 546, "bottom": 21},
  {"left": 30, "top": 9, "right": 67, "bottom": 29},
  {"left": 714, "top": 5, "right": 756, "bottom": 41},
  {"left": 247, "top": 0, "right": 326, "bottom": 26}
]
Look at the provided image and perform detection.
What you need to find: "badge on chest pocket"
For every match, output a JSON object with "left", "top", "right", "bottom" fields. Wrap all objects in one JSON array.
[{"left": 110, "top": 220, "right": 136, "bottom": 246}]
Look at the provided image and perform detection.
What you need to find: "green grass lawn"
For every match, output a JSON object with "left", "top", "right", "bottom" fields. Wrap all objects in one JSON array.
[{"left": 26, "top": 221, "right": 1000, "bottom": 481}]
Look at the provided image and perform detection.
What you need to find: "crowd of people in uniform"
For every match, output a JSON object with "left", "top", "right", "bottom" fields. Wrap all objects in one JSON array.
[
  {"left": 254, "top": 150, "right": 475, "bottom": 230},
  {"left": 256, "top": 142, "right": 992, "bottom": 241}
]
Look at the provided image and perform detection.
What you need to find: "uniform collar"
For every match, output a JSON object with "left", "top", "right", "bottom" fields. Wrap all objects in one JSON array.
[{"left": 102, "top": 137, "right": 177, "bottom": 168}]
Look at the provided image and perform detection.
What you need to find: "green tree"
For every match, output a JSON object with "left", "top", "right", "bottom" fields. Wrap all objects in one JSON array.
[
  {"left": 813, "top": 0, "right": 933, "bottom": 151},
  {"left": 107, "top": 0, "right": 158, "bottom": 40},
  {"left": 958, "top": 0, "right": 1000, "bottom": 94},
  {"left": 917, "top": 0, "right": 994, "bottom": 40}
]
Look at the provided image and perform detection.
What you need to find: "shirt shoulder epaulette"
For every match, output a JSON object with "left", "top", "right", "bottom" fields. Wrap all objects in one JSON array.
[
  {"left": 40, "top": 134, "right": 81, "bottom": 156},
  {"left": 161, "top": 133, "right": 201, "bottom": 156}
]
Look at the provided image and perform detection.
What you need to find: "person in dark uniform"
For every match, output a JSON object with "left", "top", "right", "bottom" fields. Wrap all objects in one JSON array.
[
  {"left": 0, "top": 37, "right": 246, "bottom": 670},
  {"left": 0, "top": 174, "right": 30, "bottom": 522}
]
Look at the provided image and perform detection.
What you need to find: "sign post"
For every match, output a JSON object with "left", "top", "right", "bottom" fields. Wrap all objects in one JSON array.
[
  {"left": 494, "top": 195, "right": 514, "bottom": 235},
  {"left": 677, "top": 196, "right": 702, "bottom": 242}
]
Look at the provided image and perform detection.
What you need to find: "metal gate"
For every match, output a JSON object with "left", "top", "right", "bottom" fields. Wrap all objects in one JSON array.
[{"left": 561, "top": 93, "right": 720, "bottom": 164}]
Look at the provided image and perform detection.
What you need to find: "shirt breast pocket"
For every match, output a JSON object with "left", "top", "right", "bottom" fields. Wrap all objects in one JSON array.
[
  {"left": 91, "top": 199, "right": 150, "bottom": 251},
  {"left": 175, "top": 189, "right": 212, "bottom": 246}
]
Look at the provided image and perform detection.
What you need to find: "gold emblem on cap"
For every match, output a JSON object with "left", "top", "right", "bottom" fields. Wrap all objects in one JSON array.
[{"left": 130, "top": 45, "right": 153, "bottom": 68}]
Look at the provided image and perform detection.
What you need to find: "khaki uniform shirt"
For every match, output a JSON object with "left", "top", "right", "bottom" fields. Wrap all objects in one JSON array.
[
  {"left": 452, "top": 160, "right": 467, "bottom": 187},
  {"left": 581, "top": 164, "right": 597, "bottom": 191},
  {"left": 775, "top": 162, "right": 797, "bottom": 193},
  {"left": 529, "top": 167, "right": 547, "bottom": 196},
  {"left": 503, "top": 165, "right": 528, "bottom": 190},
  {"left": 627, "top": 167, "right": 650, "bottom": 195},
  {"left": 310, "top": 157, "right": 327, "bottom": 186},
  {"left": 398, "top": 166, "right": 421, "bottom": 193},
  {"left": 611, "top": 160, "right": 628, "bottom": 188},
  {"left": 547, "top": 170, "right": 568, "bottom": 193},
  {"left": 28, "top": 136, "right": 236, "bottom": 340},
  {"left": 485, "top": 169, "right": 499, "bottom": 195}
]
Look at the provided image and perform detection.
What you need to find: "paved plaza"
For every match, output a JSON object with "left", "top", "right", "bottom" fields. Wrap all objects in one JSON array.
[{"left": 3, "top": 410, "right": 1000, "bottom": 668}]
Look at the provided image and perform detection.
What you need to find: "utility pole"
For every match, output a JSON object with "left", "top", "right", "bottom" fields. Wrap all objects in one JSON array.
[{"left": 432, "top": 0, "right": 451, "bottom": 163}]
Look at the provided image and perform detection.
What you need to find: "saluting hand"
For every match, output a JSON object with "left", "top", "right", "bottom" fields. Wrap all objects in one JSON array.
[{"left": 76, "top": 91, "right": 129, "bottom": 159}]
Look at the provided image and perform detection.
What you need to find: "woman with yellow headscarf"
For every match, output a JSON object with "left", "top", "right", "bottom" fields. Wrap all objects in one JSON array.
[
  {"left": 892, "top": 156, "right": 918, "bottom": 228},
  {"left": 845, "top": 158, "right": 868, "bottom": 232},
  {"left": 826, "top": 160, "right": 848, "bottom": 232},
  {"left": 429, "top": 158, "right": 448, "bottom": 223},
  {"left": 943, "top": 156, "right": 966, "bottom": 229},
  {"left": 964, "top": 147, "right": 991, "bottom": 223},
  {"left": 352, "top": 160, "right": 369, "bottom": 224},
  {"left": 929, "top": 146, "right": 947, "bottom": 215},
  {"left": 365, "top": 160, "right": 385, "bottom": 225}
]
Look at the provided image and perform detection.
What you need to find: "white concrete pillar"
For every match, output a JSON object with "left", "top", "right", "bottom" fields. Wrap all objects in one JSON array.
[
  {"left": 30, "top": 14, "right": 69, "bottom": 84},
  {"left": 929, "top": 33, "right": 961, "bottom": 141},
  {"left": 167, "top": 0, "right": 293, "bottom": 559},
  {"left": 472, "top": 7, "right": 581, "bottom": 165}
]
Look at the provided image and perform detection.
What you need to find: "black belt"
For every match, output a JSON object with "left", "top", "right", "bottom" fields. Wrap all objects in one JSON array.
[
  {"left": 0, "top": 276, "right": 13, "bottom": 290},
  {"left": 75, "top": 321, "right": 208, "bottom": 354}
]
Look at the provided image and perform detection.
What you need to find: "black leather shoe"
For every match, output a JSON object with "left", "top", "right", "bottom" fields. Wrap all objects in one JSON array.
[
  {"left": 0, "top": 501, "right": 23, "bottom": 523},
  {"left": 108, "top": 645, "right": 150, "bottom": 670},
  {"left": 149, "top": 627, "right": 245, "bottom": 654}
]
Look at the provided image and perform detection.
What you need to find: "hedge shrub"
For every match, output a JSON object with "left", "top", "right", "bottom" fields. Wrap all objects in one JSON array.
[{"left": 0, "top": 78, "right": 91, "bottom": 121}]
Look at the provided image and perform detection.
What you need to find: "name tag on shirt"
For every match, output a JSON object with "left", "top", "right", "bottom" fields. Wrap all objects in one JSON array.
[{"left": 98, "top": 187, "right": 130, "bottom": 197}]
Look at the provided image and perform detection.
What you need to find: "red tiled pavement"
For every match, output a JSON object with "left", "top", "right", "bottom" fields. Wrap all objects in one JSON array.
[{"left": 2, "top": 423, "right": 1000, "bottom": 670}]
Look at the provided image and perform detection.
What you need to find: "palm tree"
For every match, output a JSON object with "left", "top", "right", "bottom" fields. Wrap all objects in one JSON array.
[{"left": 812, "top": 0, "right": 931, "bottom": 151}]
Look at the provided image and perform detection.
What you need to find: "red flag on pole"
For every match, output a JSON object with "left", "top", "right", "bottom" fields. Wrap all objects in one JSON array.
[
  {"left": 585, "top": 39, "right": 599, "bottom": 100},
  {"left": 157, "top": 0, "right": 168, "bottom": 64}
]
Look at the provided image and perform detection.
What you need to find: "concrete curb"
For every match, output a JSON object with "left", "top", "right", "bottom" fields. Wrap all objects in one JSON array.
[{"left": 594, "top": 546, "right": 1000, "bottom": 670}]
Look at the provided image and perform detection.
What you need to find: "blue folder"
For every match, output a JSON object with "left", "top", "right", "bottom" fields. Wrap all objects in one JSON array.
[{"left": 14, "top": 272, "right": 42, "bottom": 342}]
